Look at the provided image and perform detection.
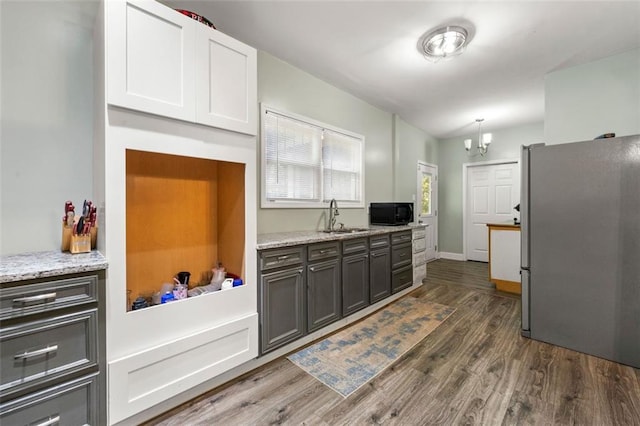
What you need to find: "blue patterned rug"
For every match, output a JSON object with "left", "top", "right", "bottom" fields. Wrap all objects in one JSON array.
[{"left": 288, "top": 297, "right": 455, "bottom": 398}]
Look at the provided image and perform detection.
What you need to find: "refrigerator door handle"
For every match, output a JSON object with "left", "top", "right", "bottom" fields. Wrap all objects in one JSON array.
[
  {"left": 520, "top": 145, "right": 530, "bottom": 269},
  {"left": 521, "top": 268, "right": 530, "bottom": 337}
]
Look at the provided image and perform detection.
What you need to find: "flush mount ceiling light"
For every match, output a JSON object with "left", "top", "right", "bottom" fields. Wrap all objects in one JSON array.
[{"left": 418, "top": 25, "right": 469, "bottom": 62}]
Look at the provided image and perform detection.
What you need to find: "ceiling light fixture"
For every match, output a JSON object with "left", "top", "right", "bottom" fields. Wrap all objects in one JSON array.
[
  {"left": 418, "top": 25, "right": 469, "bottom": 62},
  {"left": 464, "top": 119, "right": 492, "bottom": 156}
]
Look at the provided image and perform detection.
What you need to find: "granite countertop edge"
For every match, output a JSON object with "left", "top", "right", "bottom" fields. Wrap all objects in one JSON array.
[
  {"left": 0, "top": 250, "right": 108, "bottom": 283},
  {"left": 257, "top": 224, "right": 426, "bottom": 250}
]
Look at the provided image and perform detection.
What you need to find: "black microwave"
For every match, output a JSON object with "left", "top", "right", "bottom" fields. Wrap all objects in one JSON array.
[{"left": 369, "top": 202, "right": 414, "bottom": 226}]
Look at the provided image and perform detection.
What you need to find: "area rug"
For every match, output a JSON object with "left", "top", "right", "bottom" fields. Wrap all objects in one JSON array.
[{"left": 287, "top": 297, "right": 455, "bottom": 398}]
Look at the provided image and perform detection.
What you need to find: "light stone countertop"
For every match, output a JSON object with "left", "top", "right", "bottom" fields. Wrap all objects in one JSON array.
[
  {"left": 257, "top": 224, "right": 426, "bottom": 250},
  {"left": 0, "top": 250, "right": 108, "bottom": 283}
]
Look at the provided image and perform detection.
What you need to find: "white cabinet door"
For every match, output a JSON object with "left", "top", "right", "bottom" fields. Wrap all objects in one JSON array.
[
  {"left": 490, "top": 229, "right": 521, "bottom": 282},
  {"left": 195, "top": 25, "right": 257, "bottom": 135},
  {"left": 107, "top": 0, "right": 196, "bottom": 122}
]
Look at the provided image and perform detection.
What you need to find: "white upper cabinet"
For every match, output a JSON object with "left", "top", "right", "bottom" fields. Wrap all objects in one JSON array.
[
  {"left": 107, "top": 0, "right": 196, "bottom": 121},
  {"left": 195, "top": 25, "right": 257, "bottom": 135},
  {"left": 107, "top": 0, "right": 257, "bottom": 135}
]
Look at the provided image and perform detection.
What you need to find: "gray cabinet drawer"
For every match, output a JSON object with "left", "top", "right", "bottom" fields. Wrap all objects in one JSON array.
[
  {"left": 259, "top": 247, "right": 305, "bottom": 271},
  {"left": 342, "top": 238, "right": 368, "bottom": 255},
  {"left": 369, "top": 234, "right": 389, "bottom": 250},
  {"left": 1, "top": 309, "right": 97, "bottom": 397},
  {"left": 391, "top": 231, "right": 412, "bottom": 246},
  {"left": 308, "top": 241, "right": 340, "bottom": 262},
  {"left": 391, "top": 244, "right": 412, "bottom": 269},
  {"left": 0, "top": 373, "right": 97, "bottom": 426},
  {"left": 1, "top": 275, "right": 98, "bottom": 321},
  {"left": 392, "top": 264, "right": 413, "bottom": 293}
]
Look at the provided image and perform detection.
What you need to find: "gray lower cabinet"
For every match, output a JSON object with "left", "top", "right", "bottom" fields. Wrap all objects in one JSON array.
[
  {"left": 0, "top": 271, "right": 105, "bottom": 425},
  {"left": 370, "top": 249, "right": 391, "bottom": 303},
  {"left": 369, "top": 234, "right": 391, "bottom": 303},
  {"left": 391, "top": 231, "right": 413, "bottom": 293},
  {"left": 0, "top": 373, "right": 98, "bottom": 426},
  {"left": 342, "top": 238, "right": 369, "bottom": 316},
  {"left": 260, "top": 267, "right": 306, "bottom": 354},
  {"left": 258, "top": 229, "right": 415, "bottom": 356},
  {"left": 306, "top": 241, "right": 341, "bottom": 333},
  {"left": 307, "top": 259, "right": 341, "bottom": 332}
]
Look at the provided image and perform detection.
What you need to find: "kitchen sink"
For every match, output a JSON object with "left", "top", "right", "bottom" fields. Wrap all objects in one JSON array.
[{"left": 322, "top": 227, "right": 369, "bottom": 234}]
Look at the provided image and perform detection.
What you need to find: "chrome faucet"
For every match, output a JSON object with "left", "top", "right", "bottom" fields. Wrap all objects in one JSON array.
[{"left": 328, "top": 198, "right": 340, "bottom": 231}]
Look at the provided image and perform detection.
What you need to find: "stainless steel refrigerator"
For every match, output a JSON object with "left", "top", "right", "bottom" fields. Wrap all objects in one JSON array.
[{"left": 521, "top": 135, "right": 640, "bottom": 368}]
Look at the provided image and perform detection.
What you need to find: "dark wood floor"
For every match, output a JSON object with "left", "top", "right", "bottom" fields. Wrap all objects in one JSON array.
[{"left": 149, "top": 259, "right": 640, "bottom": 425}]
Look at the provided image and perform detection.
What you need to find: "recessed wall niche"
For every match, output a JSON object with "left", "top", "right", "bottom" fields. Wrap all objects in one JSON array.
[{"left": 125, "top": 149, "right": 245, "bottom": 310}]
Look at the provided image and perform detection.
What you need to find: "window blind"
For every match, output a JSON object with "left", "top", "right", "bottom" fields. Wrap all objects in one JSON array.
[
  {"left": 264, "top": 112, "right": 322, "bottom": 201},
  {"left": 262, "top": 106, "right": 364, "bottom": 208},
  {"left": 323, "top": 130, "right": 362, "bottom": 202}
]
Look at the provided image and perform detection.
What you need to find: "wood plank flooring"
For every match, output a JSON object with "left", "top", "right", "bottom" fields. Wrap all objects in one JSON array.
[{"left": 147, "top": 259, "right": 640, "bottom": 425}]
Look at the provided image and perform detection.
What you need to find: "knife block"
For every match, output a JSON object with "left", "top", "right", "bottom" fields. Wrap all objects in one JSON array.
[
  {"left": 70, "top": 234, "right": 91, "bottom": 254},
  {"left": 61, "top": 223, "right": 97, "bottom": 253},
  {"left": 61, "top": 224, "right": 72, "bottom": 251},
  {"left": 90, "top": 226, "right": 98, "bottom": 249}
]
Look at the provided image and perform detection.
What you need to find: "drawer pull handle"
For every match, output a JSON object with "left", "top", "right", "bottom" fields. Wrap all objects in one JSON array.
[
  {"left": 12, "top": 292, "right": 57, "bottom": 307},
  {"left": 277, "top": 255, "right": 291, "bottom": 261},
  {"left": 309, "top": 267, "right": 316, "bottom": 272},
  {"left": 33, "top": 415, "right": 60, "bottom": 426},
  {"left": 14, "top": 345, "right": 58, "bottom": 361}
]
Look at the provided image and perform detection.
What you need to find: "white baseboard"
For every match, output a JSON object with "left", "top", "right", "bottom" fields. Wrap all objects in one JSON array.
[{"left": 439, "top": 252, "right": 465, "bottom": 261}]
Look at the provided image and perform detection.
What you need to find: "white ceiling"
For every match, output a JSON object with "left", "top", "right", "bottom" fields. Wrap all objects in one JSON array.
[{"left": 163, "top": 1, "right": 640, "bottom": 139}]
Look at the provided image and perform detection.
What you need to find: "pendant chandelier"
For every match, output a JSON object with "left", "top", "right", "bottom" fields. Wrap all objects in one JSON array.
[{"left": 464, "top": 119, "right": 492, "bottom": 156}]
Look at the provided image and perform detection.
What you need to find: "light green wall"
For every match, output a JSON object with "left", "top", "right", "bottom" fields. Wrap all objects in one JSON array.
[
  {"left": 393, "top": 115, "right": 438, "bottom": 203},
  {"left": 545, "top": 48, "right": 640, "bottom": 144},
  {"left": 257, "top": 51, "right": 434, "bottom": 233},
  {"left": 437, "top": 122, "right": 544, "bottom": 254},
  {"left": 1, "top": 1, "right": 96, "bottom": 255}
]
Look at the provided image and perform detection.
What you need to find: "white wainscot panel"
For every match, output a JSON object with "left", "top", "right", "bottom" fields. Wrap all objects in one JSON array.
[{"left": 108, "top": 313, "right": 258, "bottom": 424}]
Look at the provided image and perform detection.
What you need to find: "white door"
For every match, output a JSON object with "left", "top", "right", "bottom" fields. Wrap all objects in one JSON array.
[
  {"left": 465, "top": 161, "right": 519, "bottom": 262},
  {"left": 417, "top": 162, "right": 438, "bottom": 262}
]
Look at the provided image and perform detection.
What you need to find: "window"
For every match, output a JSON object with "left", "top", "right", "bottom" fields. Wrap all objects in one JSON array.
[
  {"left": 261, "top": 105, "right": 364, "bottom": 208},
  {"left": 421, "top": 174, "right": 431, "bottom": 216}
]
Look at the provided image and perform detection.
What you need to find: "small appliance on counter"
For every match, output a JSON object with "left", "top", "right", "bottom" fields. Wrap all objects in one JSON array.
[{"left": 369, "top": 202, "right": 414, "bottom": 226}]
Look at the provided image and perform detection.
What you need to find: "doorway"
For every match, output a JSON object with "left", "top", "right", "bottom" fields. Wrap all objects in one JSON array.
[
  {"left": 417, "top": 162, "right": 438, "bottom": 262},
  {"left": 463, "top": 160, "right": 519, "bottom": 262}
]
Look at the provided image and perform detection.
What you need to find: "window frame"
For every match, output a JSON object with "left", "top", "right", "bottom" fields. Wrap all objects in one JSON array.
[{"left": 260, "top": 104, "right": 365, "bottom": 209}]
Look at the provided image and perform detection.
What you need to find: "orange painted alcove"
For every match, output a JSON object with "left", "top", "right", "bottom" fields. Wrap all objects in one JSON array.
[{"left": 125, "top": 149, "right": 245, "bottom": 309}]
